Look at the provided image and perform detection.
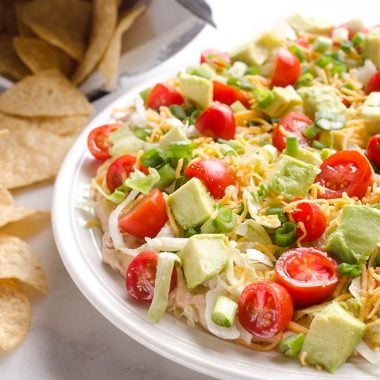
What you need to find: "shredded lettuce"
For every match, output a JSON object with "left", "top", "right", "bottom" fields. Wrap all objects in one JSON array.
[
  {"left": 124, "top": 168, "right": 160, "bottom": 194},
  {"left": 236, "top": 219, "right": 272, "bottom": 245}
]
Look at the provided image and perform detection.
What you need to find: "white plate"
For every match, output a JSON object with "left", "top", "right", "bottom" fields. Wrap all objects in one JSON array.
[{"left": 52, "top": 78, "right": 380, "bottom": 380}]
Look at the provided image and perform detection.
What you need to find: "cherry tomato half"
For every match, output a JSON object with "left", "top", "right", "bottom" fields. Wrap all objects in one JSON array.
[
  {"left": 126, "top": 251, "right": 177, "bottom": 302},
  {"left": 289, "top": 202, "right": 327, "bottom": 242},
  {"left": 213, "top": 81, "right": 250, "bottom": 108},
  {"left": 200, "top": 49, "right": 231, "bottom": 68},
  {"left": 238, "top": 281, "right": 293, "bottom": 339},
  {"left": 146, "top": 83, "right": 184, "bottom": 109},
  {"left": 272, "top": 112, "right": 313, "bottom": 151},
  {"left": 270, "top": 48, "right": 301, "bottom": 88},
  {"left": 315, "top": 150, "right": 373, "bottom": 199},
  {"left": 106, "top": 154, "right": 137, "bottom": 193},
  {"left": 87, "top": 124, "right": 120, "bottom": 161},
  {"left": 365, "top": 70, "right": 380, "bottom": 94},
  {"left": 119, "top": 189, "right": 168, "bottom": 239},
  {"left": 275, "top": 248, "right": 339, "bottom": 307},
  {"left": 184, "top": 159, "right": 235, "bottom": 199},
  {"left": 367, "top": 134, "right": 380, "bottom": 167},
  {"left": 195, "top": 102, "right": 236, "bottom": 140}
]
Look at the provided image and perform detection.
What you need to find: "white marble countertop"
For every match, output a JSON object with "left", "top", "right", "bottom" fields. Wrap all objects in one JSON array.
[{"left": 3, "top": 1, "right": 380, "bottom": 379}]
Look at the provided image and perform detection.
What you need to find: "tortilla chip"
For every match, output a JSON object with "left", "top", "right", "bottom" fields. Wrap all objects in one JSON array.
[
  {"left": 0, "top": 70, "right": 94, "bottom": 117},
  {"left": 0, "top": 235, "right": 47, "bottom": 294},
  {"left": 0, "top": 125, "right": 75, "bottom": 189},
  {"left": 0, "top": 112, "right": 88, "bottom": 136},
  {"left": 13, "top": 37, "right": 76, "bottom": 77},
  {"left": 72, "top": 0, "right": 118, "bottom": 85},
  {"left": 0, "top": 129, "right": 8, "bottom": 138},
  {"left": 0, "top": 188, "right": 39, "bottom": 229},
  {"left": 0, "top": 34, "right": 31, "bottom": 81},
  {"left": 0, "top": 279, "right": 31, "bottom": 351},
  {"left": 98, "top": 3, "right": 146, "bottom": 91},
  {"left": 21, "top": 0, "right": 92, "bottom": 61},
  {"left": 14, "top": 2, "right": 36, "bottom": 37}
]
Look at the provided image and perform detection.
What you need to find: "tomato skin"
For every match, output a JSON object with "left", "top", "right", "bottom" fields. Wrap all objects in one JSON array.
[
  {"left": 195, "top": 103, "right": 236, "bottom": 140},
  {"left": 275, "top": 248, "right": 339, "bottom": 307},
  {"left": 365, "top": 70, "right": 380, "bottom": 94},
  {"left": 126, "top": 251, "right": 177, "bottom": 302},
  {"left": 87, "top": 124, "right": 120, "bottom": 161},
  {"left": 213, "top": 81, "right": 250, "bottom": 108},
  {"left": 238, "top": 281, "right": 293, "bottom": 339},
  {"left": 270, "top": 48, "right": 301, "bottom": 87},
  {"left": 184, "top": 159, "right": 235, "bottom": 199},
  {"left": 106, "top": 154, "right": 137, "bottom": 193},
  {"left": 119, "top": 189, "right": 168, "bottom": 239},
  {"left": 146, "top": 83, "right": 184, "bottom": 109},
  {"left": 200, "top": 49, "right": 231, "bottom": 68},
  {"left": 272, "top": 112, "right": 313, "bottom": 151},
  {"left": 367, "top": 134, "right": 380, "bottom": 167},
  {"left": 289, "top": 202, "right": 327, "bottom": 242},
  {"left": 316, "top": 150, "right": 373, "bottom": 199}
]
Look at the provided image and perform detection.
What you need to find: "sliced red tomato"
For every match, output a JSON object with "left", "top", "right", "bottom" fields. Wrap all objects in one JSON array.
[
  {"left": 289, "top": 202, "right": 327, "bottom": 242},
  {"left": 200, "top": 49, "right": 231, "bottom": 68},
  {"left": 87, "top": 124, "right": 120, "bottom": 161},
  {"left": 315, "top": 150, "right": 373, "bottom": 199},
  {"left": 275, "top": 248, "right": 339, "bottom": 307},
  {"left": 238, "top": 281, "right": 293, "bottom": 339},
  {"left": 146, "top": 83, "right": 184, "bottom": 109},
  {"left": 270, "top": 48, "right": 301, "bottom": 88},
  {"left": 272, "top": 112, "right": 313, "bottom": 151},
  {"left": 106, "top": 154, "right": 137, "bottom": 193},
  {"left": 126, "top": 251, "right": 177, "bottom": 302},
  {"left": 184, "top": 159, "right": 235, "bottom": 199},
  {"left": 119, "top": 189, "right": 168, "bottom": 239},
  {"left": 195, "top": 102, "right": 236, "bottom": 140},
  {"left": 295, "top": 37, "right": 309, "bottom": 48},
  {"left": 367, "top": 134, "right": 380, "bottom": 167},
  {"left": 365, "top": 70, "right": 380, "bottom": 94},
  {"left": 213, "top": 81, "right": 250, "bottom": 108}
]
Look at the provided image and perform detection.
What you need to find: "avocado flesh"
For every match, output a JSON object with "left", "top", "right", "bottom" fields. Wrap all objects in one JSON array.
[
  {"left": 287, "top": 14, "right": 333, "bottom": 34},
  {"left": 167, "top": 177, "right": 215, "bottom": 230},
  {"left": 267, "top": 155, "right": 319, "bottom": 200},
  {"left": 178, "top": 72, "right": 213, "bottom": 109},
  {"left": 158, "top": 126, "right": 188, "bottom": 149},
  {"left": 302, "top": 303, "right": 365, "bottom": 373},
  {"left": 180, "top": 234, "right": 228, "bottom": 288},
  {"left": 324, "top": 205, "right": 380, "bottom": 264},
  {"left": 361, "top": 92, "right": 380, "bottom": 134},
  {"left": 363, "top": 32, "right": 380, "bottom": 68},
  {"left": 262, "top": 86, "right": 302, "bottom": 118}
]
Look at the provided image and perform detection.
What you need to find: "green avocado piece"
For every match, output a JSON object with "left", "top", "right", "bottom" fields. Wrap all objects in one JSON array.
[
  {"left": 363, "top": 31, "right": 380, "bottom": 68},
  {"left": 167, "top": 177, "right": 215, "bottom": 230},
  {"left": 285, "top": 147, "right": 322, "bottom": 166},
  {"left": 361, "top": 92, "right": 380, "bottom": 134},
  {"left": 178, "top": 72, "right": 212, "bottom": 109},
  {"left": 302, "top": 302, "right": 365, "bottom": 373},
  {"left": 180, "top": 234, "right": 228, "bottom": 288},
  {"left": 262, "top": 86, "right": 303, "bottom": 118},
  {"left": 324, "top": 205, "right": 380, "bottom": 264},
  {"left": 158, "top": 125, "right": 188, "bottom": 149},
  {"left": 267, "top": 155, "right": 319, "bottom": 200},
  {"left": 297, "top": 86, "right": 346, "bottom": 130},
  {"left": 230, "top": 42, "right": 269, "bottom": 66},
  {"left": 287, "top": 14, "right": 333, "bottom": 34}
]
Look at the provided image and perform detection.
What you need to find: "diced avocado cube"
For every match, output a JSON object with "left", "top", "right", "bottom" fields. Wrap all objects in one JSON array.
[
  {"left": 363, "top": 31, "right": 380, "bottom": 68},
  {"left": 158, "top": 125, "right": 188, "bottom": 149},
  {"left": 285, "top": 146, "right": 322, "bottom": 166},
  {"left": 262, "top": 86, "right": 302, "bottom": 118},
  {"left": 324, "top": 205, "right": 380, "bottom": 264},
  {"left": 287, "top": 14, "right": 333, "bottom": 34},
  {"left": 180, "top": 234, "right": 228, "bottom": 288},
  {"left": 302, "top": 302, "right": 365, "bottom": 373},
  {"left": 187, "top": 63, "right": 216, "bottom": 80},
  {"left": 267, "top": 155, "right": 319, "bottom": 200},
  {"left": 178, "top": 72, "right": 212, "bottom": 109},
  {"left": 168, "top": 177, "right": 215, "bottom": 230},
  {"left": 361, "top": 92, "right": 380, "bottom": 134},
  {"left": 230, "top": 42, "right": 269, "bottom": 66}
]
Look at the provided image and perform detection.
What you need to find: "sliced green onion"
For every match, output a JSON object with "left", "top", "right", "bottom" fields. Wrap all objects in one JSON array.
[
  {"left": 338, "top": 263, "right": 361, "bottom": 278},
  {"left": 266, "top": 207, "right": 288, "bottom": 223},
  {"left": 315, "top": 55, "right": 347, "bottom": 75},
  {"left": 341, "top": 40, "right": 354, "bottom": 54},
  {"left": 214, "top": 206, "right": 236, "bottom": 233},
  {"left": 189, "top": 109, "right": 202, "bottom": 123},
  {"left": 133, "top": 127, "right": 151, "bottom": 140},
  {"left": 169, "top": 105, "right": 187, "bottom": 120},
  {"left": 313, "top": 36, "right": 333, "bottom": 54},
  {"left": 245, "top": 65, "right": 260, "bottom": 75},
  {"left": 156, "top": 164, "right": 176, "bottom": 189},
  {"left": 139, "top": 87, "right": 151, "bottom": 104},
  {"left": 253, "top": 87, "right": 275, "bottom": 108},
  {"left": 174, "top": 175, "right": 188, "bottom": 190},
  {"left": 321, "top": 148, "right": 334, "bottom": 160},
  {"left": 311, "top": 140, "right": 326, "bottom": 150},
  {"left": 275, "top": 221, "right": 297, "bottom": 247},
  {"left": 227, "top": 77, "right": 253, "bottom": 90},
  {"left": 219, "top": 143, "right": 238, "bottom": 156},
  {"left": 342, "top": 82, "right": 355, "bottom": 90},
  {"left": 185, "top": 105, "right": 197, "bottom": 116},
  {"left": 289, "top": 44, "right": 305, "bottom": 62},
  {"left": 279, "top": 333, "right": 305, "bottom": 358},
  {"left": 217, "top": 139, "right": 244, "bottom": 154},
  {"left": 296, "top": 72, "right": 314, "bottom": 88},
  {"left": 302, "top": 124, "right": 320, "bottom": 140},
  {"left": 184, "top": 226, "right": 199, "bottom": 237},
  {"left": 211, "top": 295, "right": 238, "bottom": 327},
  {"left": 352, "top": 31, "right": 365, "bottom": 48},
  {"left": 140, "top": 148, "right": 167, "bottom": 168},
  {"left": 285, "top": 136, "right": 299, "bottom": 155}
]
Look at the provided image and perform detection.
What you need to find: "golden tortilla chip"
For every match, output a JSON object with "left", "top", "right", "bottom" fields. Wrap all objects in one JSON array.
[
  {"left": 98, "top": 3, "right": 146, "bottom": 91},
  {"left": 0, "top": 70, "right": 94, "bottom": 117},
  {"left": 72, "top": 0, "right": 118, "bottom": 85},
  {"left": 0, "top": 129, "right": 8, "bottom": 138},
  {"left": 0, "top": 34, "right": 31, "bottom": 81},
  {"left": 0, "top": 112, "right": 88, "bottom": 136},
  {"left": 0, "top": 125, "right": 75, "bottom": 189},
  {"left": 14, "top": 2, "right": 36, "bottom": 37},
  {"left": 14, "top": 37, "right": 76, "bottom": 77},
  {"left": 21, "top": 0, "right": 92, "bottom": 61},
  {"left": 0, "top": 189, "right": 39, "bottom": 229},
  {"left": 0, "top": 279, "right": 31, "bottom": 351},
  {"left": 0, "top": 235, "right": 47, "bottom": 294}
]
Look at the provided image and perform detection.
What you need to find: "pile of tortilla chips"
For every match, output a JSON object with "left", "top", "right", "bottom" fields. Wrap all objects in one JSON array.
[{"left": 0, "top": 0, "right": 147, "bottom": 90}]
